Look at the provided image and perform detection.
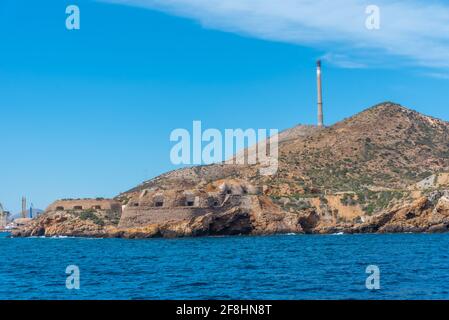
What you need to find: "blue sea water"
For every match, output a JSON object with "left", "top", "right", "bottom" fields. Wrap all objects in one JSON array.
[{"left": 0, "top": 232, "right": 448, "bottom": 300}]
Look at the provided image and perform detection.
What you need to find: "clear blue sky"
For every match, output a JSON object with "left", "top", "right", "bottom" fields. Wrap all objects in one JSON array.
[{"left": 1, "top": 0, "right": 448, "bottom": 213}]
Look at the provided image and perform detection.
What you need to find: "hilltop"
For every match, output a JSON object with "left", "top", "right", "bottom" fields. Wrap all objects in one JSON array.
[
  {"left": 275, "top": 102, "right": 449, "bottom": 190},
  {"left": 123, "top": 102, "right": 449, "bottom": 195}
]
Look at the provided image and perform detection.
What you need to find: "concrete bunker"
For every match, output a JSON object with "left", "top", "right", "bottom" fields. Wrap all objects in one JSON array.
[
  {"left": 47, "top": 199, "right": 122, "bottom": 215},
  {"left": 184, "top": 192, "right": 198, "bottom": 207},
  {"left": 153, "top": 194, "right": 164, "bottom": 207}
]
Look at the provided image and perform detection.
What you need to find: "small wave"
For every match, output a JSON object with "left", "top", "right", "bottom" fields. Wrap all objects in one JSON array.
[
  {"left": 28, "top": 235, "right": 77, "bottom": 239},
  {"left": 332, "top": 232, "right": 345, "bottom": 235}
]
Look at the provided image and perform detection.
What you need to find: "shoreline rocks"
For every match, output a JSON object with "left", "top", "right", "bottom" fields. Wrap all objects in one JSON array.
[{"left": 11, "top": 191, "right": 449, "bottom": 239}]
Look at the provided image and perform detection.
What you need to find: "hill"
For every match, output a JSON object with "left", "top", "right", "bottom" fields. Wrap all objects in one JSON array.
[
  {"left": 275, "top": 102, "right": 449, "bottom": 191},
  {"left": 13, "top": 102, "right": 449, "bottom": 238},
  {"left": 123, "top": 102, "right": 449, "bottom": 195}
]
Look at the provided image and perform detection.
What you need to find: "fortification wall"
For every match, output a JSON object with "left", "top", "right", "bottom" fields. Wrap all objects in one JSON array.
[
  {"left": 119, "top": 179, "right": 260, "bottom": 228},
  {"left": 119, "top": 195, "right": 255, "bottom": 228},
  {"left": 119, "top": 207, "right": 215, "bottom": 228},
  {"left": 47, "top": 199, "right": 121, "bottom": 213}
]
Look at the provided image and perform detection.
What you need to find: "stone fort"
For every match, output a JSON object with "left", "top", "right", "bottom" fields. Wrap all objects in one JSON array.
[
  {"left": 45, "top": 180, "right": 262, "bottom": 228},
  {"left": 119, "top": 179, "right": 262, "bottom": 228},
  {"left": 47, "top": 198, "right": 122, "bottom": 212}
]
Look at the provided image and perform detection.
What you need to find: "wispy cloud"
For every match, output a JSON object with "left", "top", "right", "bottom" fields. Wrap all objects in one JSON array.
[
  {"left": 424, "top": 72, "right": 449, "bottom": 80},
  {"left": 102, "top": 0, "right": 449, "bottom": 72},
  {"left": 320, "top": 53, "right": 368, "bottom": 69}
]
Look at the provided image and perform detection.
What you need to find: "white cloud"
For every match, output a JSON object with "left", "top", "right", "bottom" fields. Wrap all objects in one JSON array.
[{"left": 102, "top": 0, "right": 449, "bottom": 71}]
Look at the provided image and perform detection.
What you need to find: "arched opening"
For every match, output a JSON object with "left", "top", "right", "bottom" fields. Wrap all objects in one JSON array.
[
  {"left": 56, "top": 206, "right": 64, "bottom": 211},
  {"left": 184, "top": 194, "right": 196, "bottom": 207},
  {"left": 155, "top": 201, "right": 164, "bottom": 207},
  {"left": 153, "top": 194, "right": 164, "bottom": 207},
  {"left": 73, "top": 206, "right": 83, "bottom": 210}
]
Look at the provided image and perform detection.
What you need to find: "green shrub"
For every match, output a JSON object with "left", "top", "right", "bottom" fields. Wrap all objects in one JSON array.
[{"left": 78, "top": 211, "right": 105, "bottom": 226}]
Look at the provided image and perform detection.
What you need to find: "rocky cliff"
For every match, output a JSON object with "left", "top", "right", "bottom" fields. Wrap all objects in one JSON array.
[{"left": 12, "top": 102, "right": 449, "bottom": 238}]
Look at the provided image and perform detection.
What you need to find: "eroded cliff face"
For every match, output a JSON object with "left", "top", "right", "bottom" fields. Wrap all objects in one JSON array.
[
  {"left": 351, "top": 191, "right": 449, "bottom": 234},
  {"left": 11, "top": 212, "right": 110, "bottom": 238}
]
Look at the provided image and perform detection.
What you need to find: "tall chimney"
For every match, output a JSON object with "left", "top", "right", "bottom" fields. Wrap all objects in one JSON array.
[
  {"left": 21, "top": 196, "right": 26, "bottom": 219},
  {"left": 317, "top": 60, "right": 324, "bottom": 127}
]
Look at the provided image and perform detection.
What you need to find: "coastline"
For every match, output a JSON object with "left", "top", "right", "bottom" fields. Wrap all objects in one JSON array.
[{"left": 11, "top": 189, "right": 449, "bottom": 239}]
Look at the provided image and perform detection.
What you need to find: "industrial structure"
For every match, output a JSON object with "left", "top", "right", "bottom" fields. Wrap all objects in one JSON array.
[
  {"left": 0, "top": 203, "right": 10, "bottom": 228},
  {"left": 21, "top": 196, "right": 27, "bottom": 219},
  {"left": 316, "top": 60, "right": 324, "bottom": 127}
]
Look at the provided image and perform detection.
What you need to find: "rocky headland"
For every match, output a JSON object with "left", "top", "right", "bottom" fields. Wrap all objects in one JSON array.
[{"left": 11, "top": 102, "right": 449, "bottom": 238}]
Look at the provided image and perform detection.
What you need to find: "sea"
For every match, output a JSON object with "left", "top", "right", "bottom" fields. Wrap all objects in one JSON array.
[{"left": 0, "top": 232, "right": 448, "bottom": 300}]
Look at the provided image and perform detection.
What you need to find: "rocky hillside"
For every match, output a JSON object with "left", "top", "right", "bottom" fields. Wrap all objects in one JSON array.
[
  {"left": 119, "top": 102, "right": 449, "bottom": 215},
  {"left": 274, "top": 102, "right": 449, "bottom": 192},
  {"left": 12, "top": 102, "right": 449, "bottom": 238}
]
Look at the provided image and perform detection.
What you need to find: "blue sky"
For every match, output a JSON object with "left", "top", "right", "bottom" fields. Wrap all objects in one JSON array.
[{"left": 0, "top": 0, "right": 448, "bottom": 213}]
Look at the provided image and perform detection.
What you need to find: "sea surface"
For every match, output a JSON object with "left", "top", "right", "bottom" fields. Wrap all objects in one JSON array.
[{"left": 0, "top": 232, "right": 448, "bottom": 300}]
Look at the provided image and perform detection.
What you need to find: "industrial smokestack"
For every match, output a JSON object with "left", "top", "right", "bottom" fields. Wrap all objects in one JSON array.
[
  {"left": 21, "top": 196, "right": 26, "bottom": 219},
  {"left": 317, "top": 60, "right": 324, "bottom": 127}
]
